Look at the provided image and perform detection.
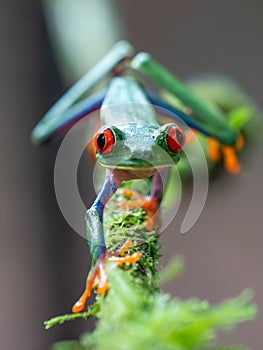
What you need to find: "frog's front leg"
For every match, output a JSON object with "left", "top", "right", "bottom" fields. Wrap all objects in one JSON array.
[
  {"left": 85, "top": 169, "right": 121, "bottom": 265},
  {"left": 72, "top": 168, "right": 141, "bottom": 313}
]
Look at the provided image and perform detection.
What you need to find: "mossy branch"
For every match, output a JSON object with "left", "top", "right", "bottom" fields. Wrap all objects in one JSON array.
[{"left": 48, "top": 189, "right": 257, "bottom": 350}]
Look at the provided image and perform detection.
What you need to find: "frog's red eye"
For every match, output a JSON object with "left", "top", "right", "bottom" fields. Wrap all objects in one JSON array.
[
  {"left": 166, "top": 125, "right": 185, "bottom": 152},
  {"left": 94, "top": 128, "right": 115, "bottom": 154}
]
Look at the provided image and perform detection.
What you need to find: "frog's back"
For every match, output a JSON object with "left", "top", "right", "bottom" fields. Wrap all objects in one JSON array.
[{"left": 101, "top": 76, "right": 158, "bottom": 126}]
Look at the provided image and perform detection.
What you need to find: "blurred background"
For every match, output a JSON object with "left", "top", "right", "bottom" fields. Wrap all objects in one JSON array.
[{"left": 0, "top": 0, "right": 262, "bottom": 349}]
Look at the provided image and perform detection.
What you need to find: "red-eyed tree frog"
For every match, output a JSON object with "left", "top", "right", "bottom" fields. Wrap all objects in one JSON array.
[{"left": 31, "top": 41, "right": 238, "bottom": 313}]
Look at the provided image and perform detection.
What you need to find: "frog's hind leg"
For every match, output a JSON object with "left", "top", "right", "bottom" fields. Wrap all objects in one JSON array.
[{"left": 31, "top": 41, "right": 135, "bottom": 144}]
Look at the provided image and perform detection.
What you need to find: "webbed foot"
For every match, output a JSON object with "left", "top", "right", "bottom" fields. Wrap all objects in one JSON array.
[
  {"left": 207, "top": 133, "right": 244, "bottom": 174},
  {"left": 72, "top": 240, "right": 141, "bottom": 313},
  {"left": 119, "top": 188, "right": 160, "bottom": 231}
]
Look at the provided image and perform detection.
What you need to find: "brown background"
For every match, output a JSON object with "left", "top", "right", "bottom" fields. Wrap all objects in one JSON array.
[{"left": 0, "top": 1, "right": 262, "bottom": 349}]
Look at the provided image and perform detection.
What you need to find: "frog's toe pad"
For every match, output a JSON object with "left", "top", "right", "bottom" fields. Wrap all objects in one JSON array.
[
  {"left": 108, "top": 239, "right": 141, "bottom": 266},
  {"left": 119, "top": 193, "right": 160, "bottom": 232},
  {"left": 109, "top": 251, "right": 141, "bottom": 265},
  {"left": 72, "top": 255, "right": 106, "bottom": 313},
  {"left": 72, "top": 241, "right": 141, "bottom": 313}
]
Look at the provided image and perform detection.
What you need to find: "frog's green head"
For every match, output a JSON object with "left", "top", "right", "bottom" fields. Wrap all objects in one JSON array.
[{"left": 93, "top": 122, "right": 185, "bottom": 170}]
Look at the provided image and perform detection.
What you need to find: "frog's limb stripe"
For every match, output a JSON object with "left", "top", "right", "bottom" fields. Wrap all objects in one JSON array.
[
  {"left": 31, "top": 41, "right": 135, "bottom": 144},
  {"left": 147, "top": 91, "right": 211, "bottom": 137},
  {"left": 131, "top": 53, "right": 238, "bottom": 146},
  {"left": 85, "top": 169, "right": 122, "bottom": 266},
  {"left": 46, "top": 88, "right": 106, "bottom": 140}
]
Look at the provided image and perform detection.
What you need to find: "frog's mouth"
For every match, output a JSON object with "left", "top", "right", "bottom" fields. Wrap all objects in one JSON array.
[
  {"left": 98, "top": 159, "right": 177, "bottom": 180},
  {"left": 99, "top": 159, "right": 175, "bottom": 170},
  {"left": 96, "top": 148, "right": 180, "bottom": 171}
]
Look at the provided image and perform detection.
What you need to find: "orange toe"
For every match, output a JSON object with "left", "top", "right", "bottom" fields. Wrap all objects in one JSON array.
[
  {"left": 72, "top": 300, "right": 86, "bottom": 313},
  {"left": 72, "top": 241, "right": 142, "bottom": 313},
  {"left": 72, "top": 255, "right": 105, "bottom": 313},
  {"left": 222, "top": 146, "right": 241, "bottom": 174},
  {"left": 109, "top": 252, "right": 141, "bottom": 265},
  {"left": 119, "top": 239, "right": 133, "bottom": 256},
  {"left": 142, "top": 197, "right": 160, "bottom": 231},
  {"left": 120, "top": 199, "right": 145, "bottom": 210},
  {"left": 141, "top": 197, "right": 158, "bottom": 212},
  {"left": 207, "top": 138, "right": 221, "bottom": 162},
  {"left": 119, "top": 188, "right": 142, "bottom": 200},
  {"left": 120, "top": 196, "right": 160, "bottom": 231}
]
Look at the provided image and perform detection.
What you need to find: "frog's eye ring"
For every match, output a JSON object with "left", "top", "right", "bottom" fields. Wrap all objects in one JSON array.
[
  {"left": 94, "top": 128, "right": 115, "bottom": 154},
  {"left": 166, "top": 125, "right": 185, "bottom": 153}
]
